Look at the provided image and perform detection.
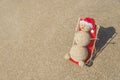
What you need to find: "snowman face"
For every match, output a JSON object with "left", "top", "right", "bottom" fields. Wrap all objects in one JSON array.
[{"left": 80, "top": 24, "right": 91, "bottom": 32}]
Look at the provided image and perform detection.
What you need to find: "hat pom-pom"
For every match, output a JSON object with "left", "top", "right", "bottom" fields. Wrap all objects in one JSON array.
[{"left": 91, "top": 29, "right": 94, "bottom": 33}]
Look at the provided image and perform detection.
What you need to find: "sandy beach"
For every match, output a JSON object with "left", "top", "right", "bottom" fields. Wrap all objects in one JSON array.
[{"left": 0, "top": 0, "right": 120, "bottom": 80}]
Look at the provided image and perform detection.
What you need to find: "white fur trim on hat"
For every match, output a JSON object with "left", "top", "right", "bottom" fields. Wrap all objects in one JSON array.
[{"left": 80, "top": 20, "right": 93, "bottom": 28}]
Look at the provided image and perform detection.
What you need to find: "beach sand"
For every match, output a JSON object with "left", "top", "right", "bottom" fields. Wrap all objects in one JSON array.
[{"left": 0, "top": 0, "right": 120, "bottom": 80}]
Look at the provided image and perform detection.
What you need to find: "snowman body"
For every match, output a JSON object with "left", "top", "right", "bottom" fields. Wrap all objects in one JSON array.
[
  {"left": 69, "top": 31, "right": 90, "bottom": 65},
  {"left": 70, "top": 45, "right": 88, "bottom": 61}
]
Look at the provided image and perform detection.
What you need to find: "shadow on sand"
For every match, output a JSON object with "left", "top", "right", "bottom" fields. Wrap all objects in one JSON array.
[{"left": 86, "top": 26, "right": 117, "bottom": 67}]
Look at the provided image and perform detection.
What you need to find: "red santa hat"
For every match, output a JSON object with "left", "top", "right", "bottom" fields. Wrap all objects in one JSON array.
[{"left": 80, "top": 17, "right": 96, "bottom": 33}]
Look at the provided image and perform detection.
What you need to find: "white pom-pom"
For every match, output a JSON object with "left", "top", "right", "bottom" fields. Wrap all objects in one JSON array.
[{"left": 91, "top": 30, "right": 94, "bottom": 33}]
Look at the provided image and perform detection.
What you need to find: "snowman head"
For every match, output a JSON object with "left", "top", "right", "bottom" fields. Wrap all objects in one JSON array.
[{"left": 79, "top": 20, "right": 92, "bottom": 32}]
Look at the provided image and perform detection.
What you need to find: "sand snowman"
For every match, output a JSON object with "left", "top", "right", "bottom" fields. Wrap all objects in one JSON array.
[{"left": 64, "top": 18, "right": 94, "bottom": 67}]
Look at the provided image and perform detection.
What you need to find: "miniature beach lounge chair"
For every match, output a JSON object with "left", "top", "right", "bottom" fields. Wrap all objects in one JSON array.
[{"left": 69, "top": 18, "right": 100, "bottom": 66}]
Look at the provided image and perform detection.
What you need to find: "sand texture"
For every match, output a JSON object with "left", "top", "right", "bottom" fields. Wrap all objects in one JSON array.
[{"left": 0, "top": 0, "right": 120, "bottom": 80}]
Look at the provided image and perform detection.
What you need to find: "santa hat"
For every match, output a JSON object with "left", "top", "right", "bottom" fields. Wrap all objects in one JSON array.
[{"left": 80, "top": 17, "right": 96, "bottom": 33}]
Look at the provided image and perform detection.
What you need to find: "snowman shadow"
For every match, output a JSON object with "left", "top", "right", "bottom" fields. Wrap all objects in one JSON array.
[{"left": 86, "top": 26, "right": 117, "bottom": 67}]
